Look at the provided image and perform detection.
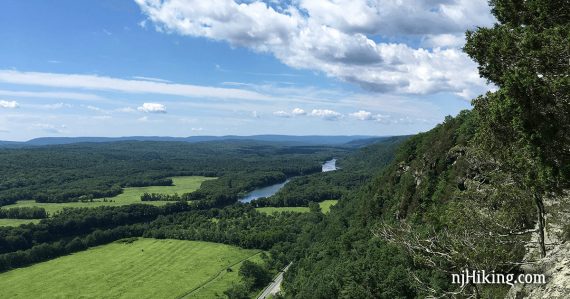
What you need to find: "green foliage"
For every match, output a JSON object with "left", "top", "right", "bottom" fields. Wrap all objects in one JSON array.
[
  {"left": 0, "top": 207, "right": 47, "bottom": 219},
  {"left": 0, "top": 141, "right": 342, "bottom": 204},
  {"left": 239, "top": 260, "right": 272, "bottom": 289},
  {"left": 224, "top": 284, "right": 250, "bottom": 299},
  {"left": 252, "top": 136, "right": 407, "bottom": 208}
]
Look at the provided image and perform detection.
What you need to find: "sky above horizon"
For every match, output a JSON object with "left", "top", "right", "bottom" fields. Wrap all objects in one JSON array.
[{"left": 0, "top": 0, "right": 495, "bottom": 141}]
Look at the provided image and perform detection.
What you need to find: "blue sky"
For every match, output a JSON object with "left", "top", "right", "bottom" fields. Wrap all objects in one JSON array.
[{"left": 0, "top": 0, "right": 495, "bottom": 141}]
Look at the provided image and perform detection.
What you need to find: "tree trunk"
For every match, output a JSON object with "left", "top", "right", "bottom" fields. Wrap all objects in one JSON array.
[{"left": 534, "top": 193, "right": 546, "bottom": 258}]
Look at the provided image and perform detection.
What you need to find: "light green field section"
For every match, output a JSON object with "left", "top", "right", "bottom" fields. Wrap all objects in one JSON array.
[
  {"left": 0, "top": 219, "right": 40, "bottom": 227},
  {"left": 256, "top": 200, "right": 338, "bottom": 215},
  {"left": 319, "top": 200, "right": 338, "bottom": 213},
  {"left": 0, "top": 238, "right": 262, "bottom": 299},
  {"left": 1, "top": 176, "right": 216, "bottom": 216}
]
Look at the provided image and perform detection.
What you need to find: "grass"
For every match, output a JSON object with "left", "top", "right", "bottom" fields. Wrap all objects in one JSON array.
[
  {"left": 256, "top": 200, "right": 338, "bottom": 215},
  {"left": 319, "top": 200, "right": 338, "bottom": 213},
  {"left": 0, "top": 238, "right": 263, "bottom": 299},
  {"left": 1, "top": 176, "right": 216, "bottom": 216},
  {"left": 0, "top": 219, "right": 40, "bottom": 227}
]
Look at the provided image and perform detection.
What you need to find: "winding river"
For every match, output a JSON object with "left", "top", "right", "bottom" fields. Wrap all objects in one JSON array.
[{"left": 239, "top": 159, "right": 338, "bottom": 203}]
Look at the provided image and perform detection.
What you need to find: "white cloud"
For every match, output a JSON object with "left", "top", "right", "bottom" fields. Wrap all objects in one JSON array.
[
  {"left": 132, "top": 76, "right": 172, "bottom": 83},
  {"left": 0, "top": 89, "right": 106, "bottom": 101},
  {"left": 350, "top": 110, "right": 373, "bottom": 120},
  {"left": 191, "top": 127, "right": 203, "bottom": 131},
  {"left": 135, "top": 0, "right": 495, "bottom": 98},
  {"left": 310, "top": 109, "right": 343, "bottom": 121},
  {"left": 291, "top": 108, "right": 306, "bottom": 116},
  {"left": 0, "top": 100, "right": 19, "bottom": 109},
  {"left": 350, "top": 110, "right": 391, "bottom": 123},
  {"left": 0, "top": 70, "right": 274, "bottom": 101},
  {"left": 273, "top": 110, "right": 291, "bottom": 118},
  {"left": 137, "top": 103, "right": 167, "bottom": 113},
  {"left": 422, "top": 33, "right": 466, "bottom": 48},
  {"left": 86, "top": 105, "right": 103, "bottom": 112}
]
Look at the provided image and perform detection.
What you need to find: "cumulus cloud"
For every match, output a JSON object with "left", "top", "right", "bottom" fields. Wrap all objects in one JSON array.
[
  {"left": 350, "top": 110, "right": 372, "bottom": 120},
  {"left": 137, "top": 103, "right": 167, "bottom": 113},
  {"left": 135, "top": 0, "right": 495, "bottom": 98},
  {"left": 291, "top": 108, "right": 306, "bottom": 116},
  {"left": 350, "top": 110, "right": 391, "bottom": 123},
  {"left": 0, "top": 100, "right": 19, "bottom": 109},
  {"left": 273, "top": 110, "right": 291, "bottom": 118},
  {"left": 310, "top": 109, "right": 343, "bottom": 121}
]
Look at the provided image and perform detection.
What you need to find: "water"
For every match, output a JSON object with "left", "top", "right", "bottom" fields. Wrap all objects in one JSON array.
[
  {"left": 321, "top": 159, "right": 337, "bottom": 172},
  {"left": 239, "top": 179, "right": 291, "bottom": 203},
  {"left": 240, "top": 159, "right": 338, "bottom": 203}
]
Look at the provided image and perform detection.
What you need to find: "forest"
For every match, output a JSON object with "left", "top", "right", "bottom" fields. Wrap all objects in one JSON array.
[{"left": 0, "top": 141, "right": 343, "bottom": 205}]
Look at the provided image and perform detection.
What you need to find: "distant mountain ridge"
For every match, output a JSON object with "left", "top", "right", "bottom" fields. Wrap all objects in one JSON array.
[{"left": 0, "top": 135, "right": 387, "bottom": 147}]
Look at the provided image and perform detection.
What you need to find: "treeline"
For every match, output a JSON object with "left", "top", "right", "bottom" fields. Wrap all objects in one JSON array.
[
  {"left": 0, "top": 207, "right": 47, "bottom": 219},
  {"left": 140, "top": 192, "right": 181, "bottom": 201},
  {"left": 0, "top": 141, "right": 339, "bottom": 204},
  {"left": 0, "top": 224, "right": 147, "bottom": 272},
  {"left": 144, "top": 205, "right": 323, "bottom": 254},
  {"left": 0, "top": 203, "right": 190, "bottom": 256}
]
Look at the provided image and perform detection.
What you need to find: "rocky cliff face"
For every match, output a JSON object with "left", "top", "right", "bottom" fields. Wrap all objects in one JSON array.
[{"left": 507, "top": 193, "right": 570, "bottom": 298}]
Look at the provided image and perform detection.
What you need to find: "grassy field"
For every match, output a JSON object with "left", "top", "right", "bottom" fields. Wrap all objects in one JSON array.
[
  {"left": 256, "top": 200, "right": 338, "bottom": 215},
  {"left": 1, "top": 176, "right": 216, "bottom": 216},
  {"left": 0, "top": 238, "right": 263, "bottom": 299},
  {"left": 0, "top": 219, "right": 40, "bottom": 227}
]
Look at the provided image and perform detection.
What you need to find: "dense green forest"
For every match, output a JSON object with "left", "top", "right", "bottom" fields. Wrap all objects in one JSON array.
[{"left": 0, "top": 141, "right": 344, "bottom": 205}]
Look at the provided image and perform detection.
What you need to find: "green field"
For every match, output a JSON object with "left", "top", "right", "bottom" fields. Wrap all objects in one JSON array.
[
  {"left": 1, "top": 176, "right": 216, "bottom": 216},
  {"left": 256, "top": 200, "right": 338, "bottom": 215},
  {"left": 0, "top": 219, "right": 40, "bottom": 227},
  {"left": 0, "top": 238, "right": 263, "bottom": 299}
]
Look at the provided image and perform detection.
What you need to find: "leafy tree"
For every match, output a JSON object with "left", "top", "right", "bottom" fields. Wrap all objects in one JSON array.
[
  {"left": 464, "top": 0, "right": 570, "bottom": 257},
  {"left": 223, "top": 283, "right": 250, "bottom": 299},
  {"left": 239, "top": 260, "right": 272, "bottom": 289}
]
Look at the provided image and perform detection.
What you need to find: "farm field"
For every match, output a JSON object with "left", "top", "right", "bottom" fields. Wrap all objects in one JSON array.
[
  {"left": 1, "top": 176, "right": 216, "bottom": 216},
  {"left": 0, "top": 219, "right": 40, "bottom": 227},
  {"left": 256, "top": 200, "right": 338, "bottom": 215},
  {"left": 0, "top": 238, "right": 263, "bottom": 299}
]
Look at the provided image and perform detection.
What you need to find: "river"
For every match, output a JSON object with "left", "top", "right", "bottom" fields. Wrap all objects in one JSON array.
[
  {"left": 239, "top": 159, "right": 337, "bottom": 203},
  {"left": 321, "top": 158, "right": 337, "bottom": 172}
]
